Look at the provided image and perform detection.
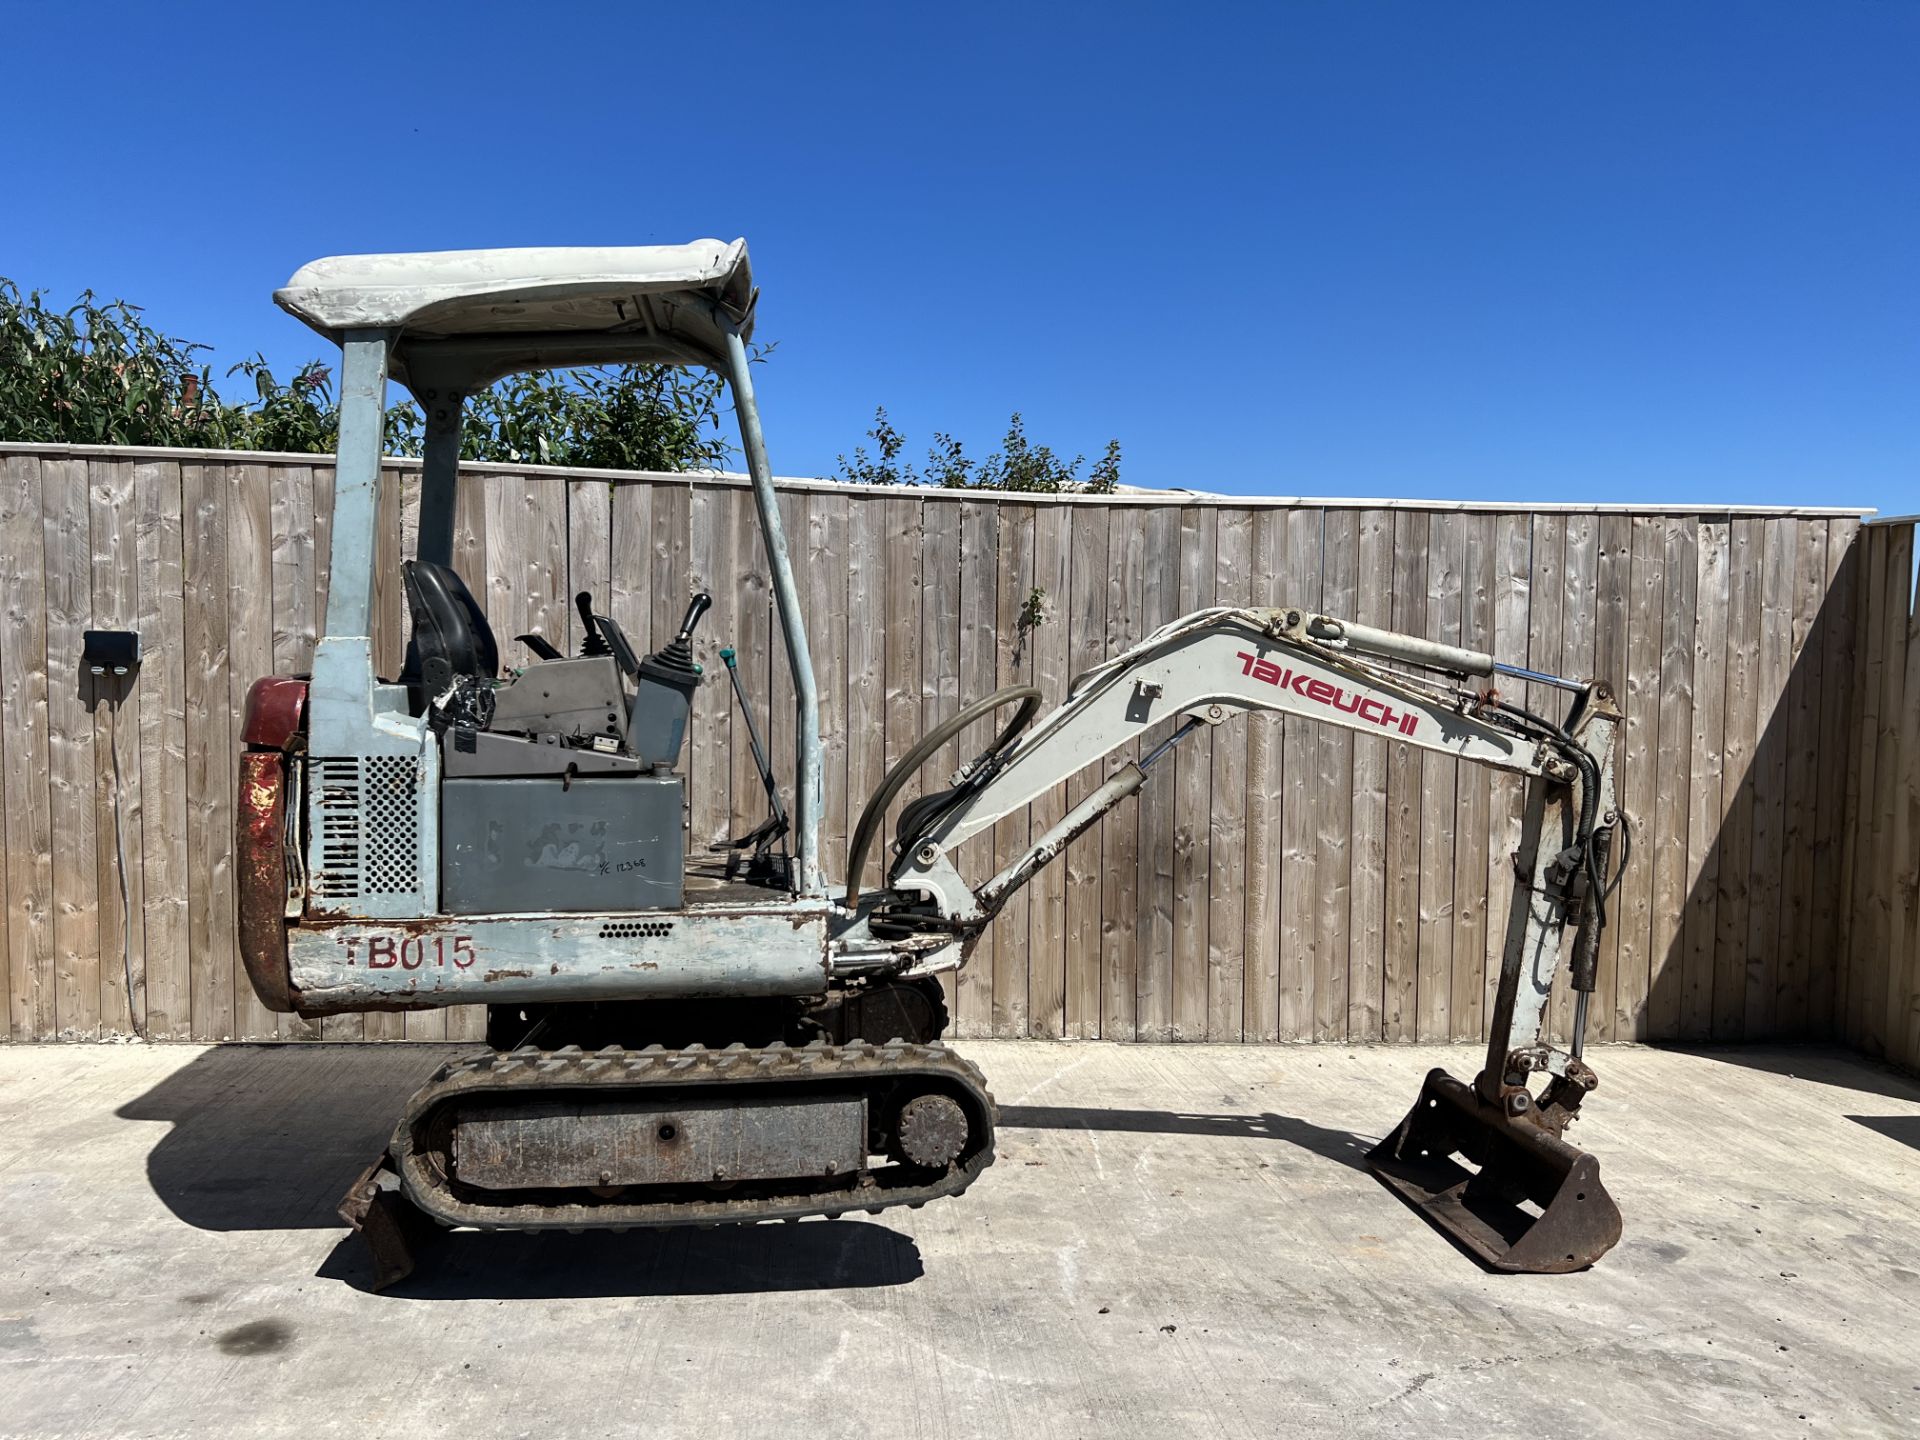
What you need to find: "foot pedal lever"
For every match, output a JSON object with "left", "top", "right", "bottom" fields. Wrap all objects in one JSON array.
[{"left": 1366, "top": 1068, "right": 1622, "bottom": 1274}]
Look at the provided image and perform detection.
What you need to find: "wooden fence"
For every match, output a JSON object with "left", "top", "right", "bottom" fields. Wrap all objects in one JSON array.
[
  {"left": 0, "top": 443, "right": 1877, "bottom": 1048},
  {"left": 1836, "top": 518, "right": 1920, "bottom": 1071}
]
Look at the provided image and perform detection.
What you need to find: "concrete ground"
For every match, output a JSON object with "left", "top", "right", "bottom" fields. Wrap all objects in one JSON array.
[{"left": 2, "top": 1041, "right": 1919, "bottom": 1440}]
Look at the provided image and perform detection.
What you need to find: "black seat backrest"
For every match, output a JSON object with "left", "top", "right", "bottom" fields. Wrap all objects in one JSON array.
[{"left": 401, "top": 560, "right": 498, "bottom": 696}]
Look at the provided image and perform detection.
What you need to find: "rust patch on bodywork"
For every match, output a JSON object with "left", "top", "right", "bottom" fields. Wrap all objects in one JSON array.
[{"left": 235, "top": 751, "right": 299, "bottom": 1013}]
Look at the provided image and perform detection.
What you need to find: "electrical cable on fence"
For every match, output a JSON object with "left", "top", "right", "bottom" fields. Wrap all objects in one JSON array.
[{"left": 106, "top": 677, "right": 144, "bottom": 1041}]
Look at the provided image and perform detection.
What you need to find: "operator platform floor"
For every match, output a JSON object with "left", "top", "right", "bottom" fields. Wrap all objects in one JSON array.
[{"left": 3, "top": 1041, "right": 1919, "bottom": 1440}]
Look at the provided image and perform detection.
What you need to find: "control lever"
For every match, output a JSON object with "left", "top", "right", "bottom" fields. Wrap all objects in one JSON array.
[
  {"left": 675, "top": 592, "right": 713, "bottom": 647},
  {"left": 715, "top": 645, "right": 790, "bottom": 870},
  {"left": 625, "top": 591, "right": 711, "bottom": 770},
  {"left": 575, "top": 593, "right": 609, "bottom": 657},
  {"left": 574, "top": 591, "right": 640, "bottom": 676},
  {"left": 648, "top": 592, "right": 711, "bottom": 676}
]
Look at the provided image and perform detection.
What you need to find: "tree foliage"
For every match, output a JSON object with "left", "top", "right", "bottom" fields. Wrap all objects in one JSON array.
[
  {"left": 2, "top": 279, "right": 1127, "bottom": 491},
  {"left": 836, "top": 407, "right": 1120, "bottom": 492},
  {"left": 0, "top": 278, "right": 740, "bottom": 471}
]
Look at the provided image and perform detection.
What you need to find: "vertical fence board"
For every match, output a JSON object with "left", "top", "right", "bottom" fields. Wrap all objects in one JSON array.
[
  {"left": 1103, "top": 508, "right": 1147, "bottom": 1041},
  {"left": 1133, "top": 506, "right": 1181, "bottom": 1042},
  {"left": 954, "top": 502, "right": 998, "bottom": 1036},
  {"left": 1892, "top": 535, "right": 1920, "bottom": 1069},
  {"left": 808, "top": 492, "right": 850, "bottom": 886},
  {"left": 1648, "top": 518, "right": 1697, "bottom": 1039},
  {"left": 844, "top": 493, "right": 886, "bottom": 892},
  {"left": 1417, "top": 511, "right": 1463, "bottom": 1042},
  {"left": 89, "top": 459, "right": 144, "bottom": 1036},
  {"left": 1712, "top": 519, "right": 1761, "bottom": 1041},
  {"left": 45, "top": 459, "right": 100, "bottom": 1038},
  {"left": 1348, "top": 511, "right": 1393, "bottom": 1042},
  {"left": 565, "top": 479, "right": 612, "bottom": 655},
  {"left": 1742, "top": 518, "right": 1794, "bottom": 1039},
  {"left": 1613, "top": 519, "right": 1665, "bottom": 1036},
  {"left": 876, "top": 496, "right": 922, "bottom": 892},
  {"left": 1243, "top": 509, "right": 1288, "bottom": 1042},
  {"left": 1866, "top": 526, "right": 1913, "bottom": 1055},
  {"left": 1680, "top": 521, "right": 1729, "bottom": 1040},
  {"left": 1026, "top": 505, "right": 1072, "bottom": 1037},
  {"left": 610, "top": 483, "right": 657, "bottom": 676},
  {"left": 1171, "top": 507, "right": 1215, "bottom": 1040},
  {"left": 2, "top": 456, "right": 54, "bottom": 1040},
  {"left": 1208, "top": 509, "right": 1252, "bottom": 1041},
  {"left": 0, "top": 463, "right": 9, "bottom": 1037},
  {"left": 1315, "top": 510, "right": 1357, "bottom": 1041},
  {"left": 990, "top": 504, "right": 1034, "bottom": 1038},
  {"left": 688, "top": 484, "right": 739, "bottom": 853},
  {"left": 1776, "top": 520, "right": 1829, "bottom": 1034},
  {"left": 1063, "top": 506, "right": 1108, "bottom": 1039},
  {"left": 1278, "top": 509, "right": 1323, "bottom": 1042},
  {"left": 1449, "top": 512, "right": 1495, "bottom": 1042},
  {"left": 1382, "top": 510, "right": 1426, "bottom": 1042},
  {"left": 1810, "top": 519, "right": 1860, "bottom": 1040},
  {"left": 134, "top": 460, "right": 190, "bottom": 1039},
  {"left": 181, "top": 463, "right": 234, "bottom": 1040},
  {"left": 1840, "top": 526, "right": 1887, "bottom": 1047}
]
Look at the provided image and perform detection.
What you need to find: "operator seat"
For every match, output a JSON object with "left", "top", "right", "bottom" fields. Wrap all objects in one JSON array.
[{"left": 400, "top": 560, "right": 498, "bottom": 705}]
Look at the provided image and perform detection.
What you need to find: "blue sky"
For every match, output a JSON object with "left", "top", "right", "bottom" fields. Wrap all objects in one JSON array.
[{"left": 4, "top": 2, "right": 1915, "bottom": 512}]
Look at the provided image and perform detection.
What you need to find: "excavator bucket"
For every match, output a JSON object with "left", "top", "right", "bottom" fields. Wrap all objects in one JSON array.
[{"left": 1366, "top": 1068, "right": 1622, "bottom": 1274}]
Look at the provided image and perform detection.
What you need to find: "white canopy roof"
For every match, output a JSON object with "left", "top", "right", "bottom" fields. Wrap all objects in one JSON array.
[{"left": 273, "top": 240, "right": 756, "bottom": 381}]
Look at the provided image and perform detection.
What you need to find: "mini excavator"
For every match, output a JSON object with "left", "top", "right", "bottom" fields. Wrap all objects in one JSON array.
[{"left": 237, "top": 240, "right": 1628, "bottom": 1287}]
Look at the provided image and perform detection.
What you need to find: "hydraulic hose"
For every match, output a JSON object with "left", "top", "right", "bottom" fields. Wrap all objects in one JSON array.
[
  {"left": 843, "top": 685, "right": 1044, "bottom": 911},
  {"left": 1492, "top": 699, "right": 1609, "bottom": 930}
]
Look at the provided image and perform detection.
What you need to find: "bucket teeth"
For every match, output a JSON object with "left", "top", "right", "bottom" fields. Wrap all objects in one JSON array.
[{"left": 1366, "top": 1067, "right": 1623, "bottom": 1274}]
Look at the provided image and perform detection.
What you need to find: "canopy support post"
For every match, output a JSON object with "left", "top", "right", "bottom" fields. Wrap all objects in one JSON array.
[{"left": 723, "top": 326, "right": 823, "bottom": 899}]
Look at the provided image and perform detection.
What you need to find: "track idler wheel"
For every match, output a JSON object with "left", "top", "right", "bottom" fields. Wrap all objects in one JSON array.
[
  {"left": 1366, "top": 1068, "right": 1623, "bottom": 1274},
  {"left": 895, "top": 1093, "right": 971, "bottom": 1169}
]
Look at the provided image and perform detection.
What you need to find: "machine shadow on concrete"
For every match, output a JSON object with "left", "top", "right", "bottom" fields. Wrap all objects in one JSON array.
[
  {"left": 116, "top": 1044, "right": 448, "bottom": 1231},
  {"left": 1651, "top": 1041, "right": 1920, "bottom": 1105},
  {"left": 999, "top": 1105, "right": 1377, "bottom": 1171},
  {"left": 1847, "top": 1113, "right": 1920, "bottom": 1153},
  {"left": 316, "top": 1217, "right": 923, "bottom": 1299},
  {"left": 116, "top": 1043, "right": 924, "bottom": 1300}
]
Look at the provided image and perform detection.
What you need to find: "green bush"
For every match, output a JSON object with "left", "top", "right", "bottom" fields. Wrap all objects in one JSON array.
[
  {"left": 0, "top": 279, "right": 741, "bottom": 472},
  {"left": 1, "top": 279, "right": 1125, "bottom": 490},
  {"left": 837, "top": 407, "right": 1120, "bottom": 493}
]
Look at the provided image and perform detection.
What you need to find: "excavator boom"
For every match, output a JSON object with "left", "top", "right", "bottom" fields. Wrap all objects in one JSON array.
[{"left": 845, "top": 602, "right": 1626, "bottom": 1272}]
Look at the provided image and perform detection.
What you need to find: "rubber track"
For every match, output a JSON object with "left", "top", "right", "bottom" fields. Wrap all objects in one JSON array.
[{"left": 390, "top": 1039, "right": 997, "bottom": 1232}]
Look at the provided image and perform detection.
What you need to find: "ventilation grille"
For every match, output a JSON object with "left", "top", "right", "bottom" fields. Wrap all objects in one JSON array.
[
  {"left": 601, "top": 920, "right": 674, "bottom": 939},
  {"left": 312, "top": 756, "right": 420, "bottom": 899}
]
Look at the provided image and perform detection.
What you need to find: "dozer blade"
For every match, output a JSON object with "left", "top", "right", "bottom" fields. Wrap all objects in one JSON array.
[
  {"left": 1366, "top": 1067, "right": 1622, "bottom": 1274},
  {"left": 338, "top": 1154, "right": 437, "bottom": 1292}
]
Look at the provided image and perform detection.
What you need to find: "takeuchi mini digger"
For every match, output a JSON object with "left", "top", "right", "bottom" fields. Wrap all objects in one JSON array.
[{"left": 236, "top": 240, "right": 1629, "bottom": 1287}]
